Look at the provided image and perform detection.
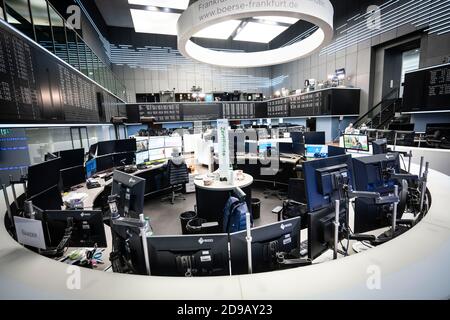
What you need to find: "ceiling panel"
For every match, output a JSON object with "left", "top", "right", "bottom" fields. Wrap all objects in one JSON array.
[
  {"left": 193, "top": 20, "right": 241, "bottom": 39},
  {"left": 128, "top": 0, "right": 190, "bottom": 10},
  {"left": 234, "top": 22, "right": 288, "bottom": 43},
  {"left": 130, "top": 9, "right": 181, "bottom": 35}
]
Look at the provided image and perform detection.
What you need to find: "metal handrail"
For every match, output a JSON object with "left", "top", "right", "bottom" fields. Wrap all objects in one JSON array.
[{"left": 354, "top": 88, "right": 400, "bottom": 128}]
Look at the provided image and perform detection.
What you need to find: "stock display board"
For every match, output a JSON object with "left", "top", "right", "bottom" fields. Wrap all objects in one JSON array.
[
  {"left": 403, "top": 64, "right": 450, "bottom": 112},
  {"left": 0, "top": 128, "right": 30, "bottom": 186},
  {"left": 222, "top": 102, "right": 255, "bottom": 119},
  {"left": 125, "top": 89, "right": 360, "bottom": 123},
  {"left": 138, "top": 103, "right": 181, "bottom": 122},
  {"left": 182, "top": 103, "right": 222, "bottom": 121},
  {"left": 0, "top": 22, "right": 124, "bottom": 124}
]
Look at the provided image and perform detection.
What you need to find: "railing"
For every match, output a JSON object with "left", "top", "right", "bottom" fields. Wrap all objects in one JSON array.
[
  {"left": 0, "top": 0, "right": 127, "bottom": 101},
  {"left": 354, "top": 88, "right": 400, "bottom": 129}
]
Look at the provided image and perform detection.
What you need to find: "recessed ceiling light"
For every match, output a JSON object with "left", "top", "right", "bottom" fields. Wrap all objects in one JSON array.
[
  {"left": 234, "top": 22, "right": 288, "bottom": 43},
  {"left": 128, "top": 0, "right": 189, "bottom": 10},
  {"left": 254, "top": 16, "right": 299, "bottom": 24},
  {"left": 193, "top": 20, "right": 241, "bottom": 40},
  {"left": 130, "top": 9, "right": 181, "bottom": 35}
]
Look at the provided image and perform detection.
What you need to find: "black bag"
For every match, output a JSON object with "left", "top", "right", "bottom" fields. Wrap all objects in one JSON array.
[{"left": 282, "top": 200, "right": 308, "bottom": 229}]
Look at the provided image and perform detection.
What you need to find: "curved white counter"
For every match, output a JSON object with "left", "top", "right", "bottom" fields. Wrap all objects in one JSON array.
[
  {"left": 194, "top": 173, "right": 253, "bottom": 191},
  {"left": 1, "top": 163, "right": 449, "bottom": 299}
]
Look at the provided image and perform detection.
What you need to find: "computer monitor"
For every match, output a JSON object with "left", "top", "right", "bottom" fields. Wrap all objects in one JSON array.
[
  {"left": 95, "top": 154, "right": 114, "bottom": 172},
  {"left": 328, "top": 146, "right": 346, "bottom": 157},
  {"left": 27, "top": 185, "right": 62, "bottom": 211},
  {"left": 305, "top": 145, "right": 328, "bottom": 159},
  {"left": 149, "top": 148, "right": 165, "bottom": 161},
  {"left": 60, "top": 165, "right": 85, "bottom": 191},
  {"left": 135, "top": 151, "right": 149, "bottom": 165},
  {"left": 97, "top": 140, "right": 116, "bottom": 156},
  {"left": 372, "top": 139, "right": 388, "bottom": 155},
  {"left": 343, "top": 134, "right": 369, "bottom": 152},
  {"left": 304, "top": 132, "right": 325, "bottom": 145},
  {"left": 352, "top": 153, "right": 400, "bottom": 193},
  {"left": 307, "top": 203, "right": 347, "bottom": 260},
  {"left": 290, "top": 132, "right": 304, "bottom": 144},
  {"left": 42, "top": 210, "right": 107, "bottom": 248},
  {"left": 27, "top": 158, "right": 62, "bottom": 198},
  {"left": 116, "top": 139, "right": 137, "bottom": 153},
  {"left": 147, "top": 234, "right": 230, "bottom": 277},
  {"left": 352, "top": 153, "right": 403, "bottom": 234},
  {"left": 149, "top": 136, "right": 165, "bottom": 149},
  {"left": 293, "top": 142, "right": 305, "bottom": 155},
  {"left": 110, "top": 220, "right": 147, "bottom": 275},
  {"left": 85, "top": 158, "right": 97, "bottom": 179},
  {"left": 56, "top": 148, "right": 85, "bottom": 169},
  {"left": 230, "top": 217, "right": 301, "bottom": 275},
  {"left": 165, "top": 136, "right": 182, "bottom": 148},
  {"left": 113, "top": 152, "right": 135, "bottom": 166},
  {"left": 135, "top": 139, "right": 148, "bottom": 152},
  {"left": 278, "top": 142, "right": 293, "bottom": 154},
  {"left": 303, "top": 154, "right": 354, "bottom": 212},
  {"left": 111, "top": 170, "right": 146, "bottom": 217}
]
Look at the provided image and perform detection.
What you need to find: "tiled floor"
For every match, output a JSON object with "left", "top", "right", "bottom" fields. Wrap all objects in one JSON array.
[{"left": 144, "top": 186, "right": 282, "bottom": 236}]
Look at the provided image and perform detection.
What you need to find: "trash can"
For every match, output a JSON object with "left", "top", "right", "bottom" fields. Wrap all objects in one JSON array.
[
  {"left": 251, "top": 198, "right": 261, "bottom": 220},
  {"left": 186, "top": 218, "right": 207, "bottom": 234},
  {"left": 180, "top": 211, "right": 197, "bottom": 235}
]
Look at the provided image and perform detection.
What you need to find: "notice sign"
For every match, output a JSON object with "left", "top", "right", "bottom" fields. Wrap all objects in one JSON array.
[{"left": 14, "top": 216, "right": 46, "bottom": 250}]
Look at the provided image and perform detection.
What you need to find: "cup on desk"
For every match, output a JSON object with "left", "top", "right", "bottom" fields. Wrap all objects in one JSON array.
[{"left": 235, "top": 170, "right": 244, "bottom": 181}]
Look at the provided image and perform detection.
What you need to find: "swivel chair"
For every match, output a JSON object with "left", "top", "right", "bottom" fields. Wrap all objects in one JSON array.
[
  {"left": 261, "top": 147, "right": 286, "bottom": 200},
  {"left": 161, "top": 150, "right": 189, "bottom": 204}
]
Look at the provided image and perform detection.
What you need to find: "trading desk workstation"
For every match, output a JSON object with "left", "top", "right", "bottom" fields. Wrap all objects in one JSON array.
[{"left": 1, "top": 129, "right": 450, "bottom": 299}]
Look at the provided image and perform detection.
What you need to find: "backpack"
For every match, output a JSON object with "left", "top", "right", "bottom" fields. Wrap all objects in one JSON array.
[{"left": 223, "top": 196, "right": 252, "bottom": 233}]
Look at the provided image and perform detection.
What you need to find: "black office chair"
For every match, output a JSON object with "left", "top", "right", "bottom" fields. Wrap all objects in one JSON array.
[
  {"left": 262, "top": 148, "right": 286, "bottom": 200},
  {"left": 273, "top": 178, "right": 308, "bottom": 229},
  {"left": 161, "top": 159, "right": 189, "bottom": 205}
]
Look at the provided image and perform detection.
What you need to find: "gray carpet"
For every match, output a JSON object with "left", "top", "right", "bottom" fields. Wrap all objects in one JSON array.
[{"left": 143, "top": 187, "right": 282, "bottom": 235}]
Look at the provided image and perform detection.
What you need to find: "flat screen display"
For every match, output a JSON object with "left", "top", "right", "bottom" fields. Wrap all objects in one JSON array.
[
  {"left": 136, "top": 138, "right": 148, "bottom": 152},
  {"left": 135, "top": 151, "right": 149, "bottom": 165},
  {"left": 305, "top": 145, "right": 328, "bottom": 158},
  {"left": 165, "top": 136, "right": 182, "bottom": 148},
  {"left": 149, "top": 137, "right": 165, "bottom": 149},
  {"left": 85, "top": 158, "right": 97, "bottom": 178},
  {"left": 343, "top": 134, "right": 369, "bottom": 152}
]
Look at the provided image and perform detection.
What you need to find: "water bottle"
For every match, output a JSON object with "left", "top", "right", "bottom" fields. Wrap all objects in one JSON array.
[{"left": 145, "top": 217, "right": 153, "bottom": 237}]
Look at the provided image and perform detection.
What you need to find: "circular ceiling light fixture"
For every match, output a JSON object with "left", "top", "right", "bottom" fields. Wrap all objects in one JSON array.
[{"left": 177, "top": 0, "right": 334, "bottom": 68}]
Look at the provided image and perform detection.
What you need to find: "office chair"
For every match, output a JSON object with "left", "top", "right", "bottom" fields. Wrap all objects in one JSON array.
[
  {"left": 261, "top": 148, "right": 287, "bottom": 200},
  {"left": 161, "top": 153, "right": 189, "bottom": 205}
]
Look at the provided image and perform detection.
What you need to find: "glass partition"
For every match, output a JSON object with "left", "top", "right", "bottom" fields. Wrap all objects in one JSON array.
[
  {"left": 4, "top": 0, "right": 127, "bottom": 101},
  {"left": 29, "top": 0, "right": 53, "bottom": 53},
  {"left": 4, "top": 0, "right": 34, "bottom": 39},
  {"left": 48, "top": 4, "right": 67, "bottom": 63}
]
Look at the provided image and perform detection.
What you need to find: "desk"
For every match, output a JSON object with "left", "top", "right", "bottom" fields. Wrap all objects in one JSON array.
[
  {"left": 194, "top": 172, "right": 253, "bottom": 233},
  {"left": 1, "top": 163, "right": 449, "bottom": 299}
]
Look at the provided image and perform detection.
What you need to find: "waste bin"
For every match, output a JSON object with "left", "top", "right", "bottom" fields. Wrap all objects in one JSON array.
[
  {"left": 180, "top": 211, "right": 197, "bottom": 235},
  {"left": 186, "top": 218, "right": 207, "bottom": 234},
  {"left": 251, "top": 198, "right": 261, "bottom": 220}
]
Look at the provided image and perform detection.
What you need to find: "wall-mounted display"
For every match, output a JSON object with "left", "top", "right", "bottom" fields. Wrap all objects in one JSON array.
[
  {"left": 222, "top": 102, "right": 255, "bottom": 120},
  {"left": 403, "top": 64, "right": 450, "bottom": 112},
  {"left": 0, "top": 21, "right": 124, "bottom": 123}
]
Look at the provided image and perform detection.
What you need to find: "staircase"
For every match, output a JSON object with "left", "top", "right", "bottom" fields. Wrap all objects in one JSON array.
[{"left": 354, "top": 88, "right": 406, "bottom": 130}]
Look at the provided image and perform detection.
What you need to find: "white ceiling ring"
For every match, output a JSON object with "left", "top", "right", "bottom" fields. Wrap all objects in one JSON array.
[{"left": 177, "top": 0, "right": 334, "bottom": 68}]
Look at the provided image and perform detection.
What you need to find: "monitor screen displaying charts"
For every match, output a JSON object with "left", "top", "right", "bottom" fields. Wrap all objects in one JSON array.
[
  {"left": 136, "top": 138, "right": 148, "bottom": 152},
  {"left": 136, "top": 151, "right": 149, "bottom": 165},
  {"left": 149, "top": 149, "right": 165, "bottom": 161},
  {"left": 165, "top": 136, "right": 182, "bottom": 148},
  {"left": 305, "top": 145, "right": 328, "bottom": 158},
  {"left": 343, "top": 134, "right": 369, "bottom": 152},
  {"left": 149, "top": 137, "right": 165, "bottom": 149}
]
